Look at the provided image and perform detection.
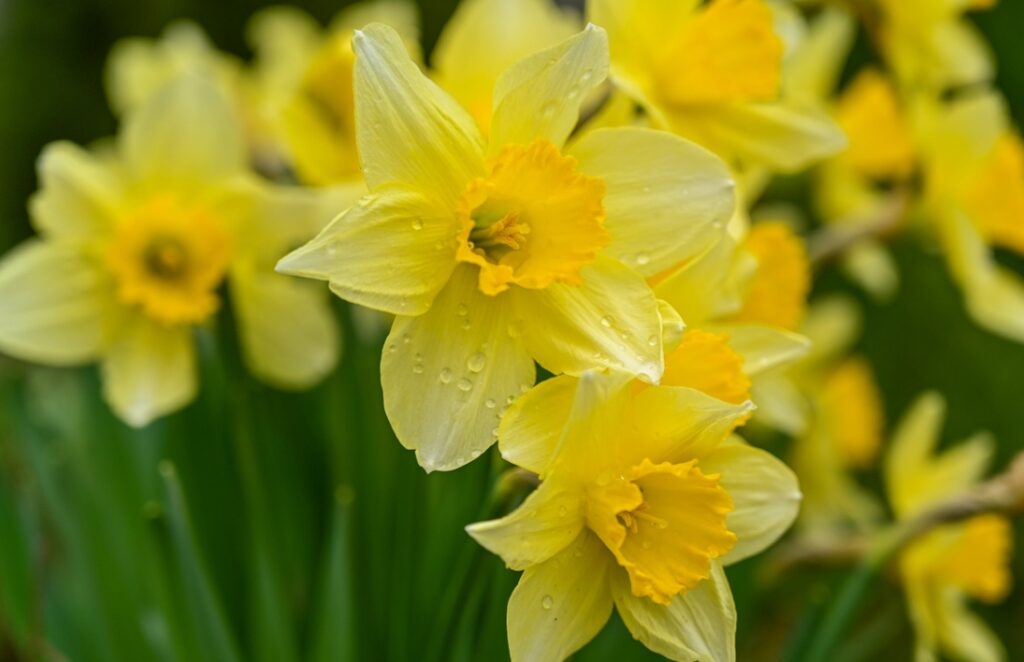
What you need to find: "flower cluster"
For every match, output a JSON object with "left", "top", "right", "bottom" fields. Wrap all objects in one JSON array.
[{"left": 0, "top": 0, "right": 1019, "bottom": 661}]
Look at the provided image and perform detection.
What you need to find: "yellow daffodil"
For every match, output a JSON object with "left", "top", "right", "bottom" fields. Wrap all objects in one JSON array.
[
  {"left": 588, "top": 0, "right": 845, "bottom": 173},
  {"left": 0, "top": 75, "right": 339, "bottom": 426},
  {"left": 876, "top": 0, "right": 996, "bottom": 90},
  {"left": 884, "top": 392, "right": 1014, "bottom": 662},
  {"left": 246, "top": 2, "right": 419, "bottom": 187},
  {"left": 916, "top": 89, "right": 1024, "bottom": 342},
  {"left": 654, "top": 221, "right": 811, "bottom": 426},
  {"left": 277, "top": 25, "right": 735, "bottom": 471},
  {"left": 432, "top": 0, "right": 579, "bottom": 133},
  {"left": 469, "top": 370, "right": 800, "bottom": 662}
]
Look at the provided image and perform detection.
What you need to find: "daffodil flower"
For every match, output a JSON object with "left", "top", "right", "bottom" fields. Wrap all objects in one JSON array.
[
  {"left": 246, "top": 2, "right": 420, "bottom": 187},
  {"left": 917, "top": 89, "right": 1024, "bottom": 343},
  {"left": 0, "top": 75, "right": 339, "bottom": 426},
  {"left": 431, "top": 0, "right": 579, "bottom": 133},
  {"left": 277, "top": 25, "right": 735, "bottom": 471},
  {"left": 876, "top": 0, "right": 996, "bottom": 90},
  {"left": 588, "top": 0, "right": 845, "bottom": 172},
  {"left": 652, "top": 222, "right": 812, "bottom": 420},
  {"left": 469, "top": 371, "right": 800, "bottom": 662},
  {"left": 884, "top": 393, "right": 1013, "bottom": 662}
]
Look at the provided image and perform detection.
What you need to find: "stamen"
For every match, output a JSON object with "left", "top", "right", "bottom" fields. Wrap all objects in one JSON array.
[{"left": 470, "top": 212, "right": 531, "bottom": 252}]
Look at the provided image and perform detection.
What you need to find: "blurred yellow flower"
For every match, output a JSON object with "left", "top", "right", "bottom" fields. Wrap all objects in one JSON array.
[
  {"left": 278, "top": 25, "right": 735, "bottom": 471},
  {"left": 470, "top": 371, "right": 799, "bottom": 662},
  {"left": 588, "top": 0, "right": 845, "bottom": 172},
  {"left": 247, "top": 2, "right": 420, "bottom": 186},
  {"left": 432, "top": 0, "right": 579, "bottom": 133},
  {"left": 884, "top": 393, "right": 1013, "bottom": 662},
  {"left": 0, "top": 76, "right": 339, "bottom": 426},
  {"left": 917, "top": 89, "right": 1024, "bottom": 343}
]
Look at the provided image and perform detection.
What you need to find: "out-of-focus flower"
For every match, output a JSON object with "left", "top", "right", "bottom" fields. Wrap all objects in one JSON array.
[
  {"left": 876, "top": 0, "right": 997, "bottom": 90},
  {"left": 277, "top": 25, "right": 735, "bottom": 471},
  {"left": 0, "top": 76, "right": 339, "bottom": 426},
  {"left": 469, "top": 371, "right": 799, "bottom": 662},
  {"left": 916, "top": 89, "right": 1024, "bottom": 343},
  {"left": 432, "top": 0, "right": 579, "bottom": 133},
  {"left": 246, "top": 2, "right": 420, "bottom": 187},
  {"left": 654, "top": 221, "right": 812, "bottom": 427},
  {"left": 588, "top": 0, "right": 845, "bottom": 173},
  {"left": 884, "top": 392, "right": 1014, "bottom": 662}
]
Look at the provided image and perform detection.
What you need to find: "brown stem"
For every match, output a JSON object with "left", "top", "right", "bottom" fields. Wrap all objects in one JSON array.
[{"left": 808, "top": 192, "right": 909, "bottom": 267}]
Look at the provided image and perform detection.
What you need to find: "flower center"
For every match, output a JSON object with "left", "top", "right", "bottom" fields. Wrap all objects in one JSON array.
[
  {"left": 835, "top": 70, "right": 915, "bottom": 180},
  {"left": 655, "top": 0, "right": 782, "bottom": 108},
  {"left": 820, "top": 357, "right": 884, "bottom": 469},
  {"left": 586, "top": 458, "right": 736, "bottom": 605},
  {"left": 964, "top": 133, "right": 1024, "bottom": 255},
  {"left": 106, "top": 195, "right": 231, "bottom": 326},
  {"left": 456, "top": 139, "right": 608, "bottom": 296}
]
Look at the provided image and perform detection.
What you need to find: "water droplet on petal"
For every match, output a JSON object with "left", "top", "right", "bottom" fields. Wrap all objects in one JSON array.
[
  {"left": 411, "top": 218, "right": 424, "bottom": 231},
  {"left": 636, "top": 252, "right": 650, "bottom": 266},
  {"left": 647, "top": 335, "right": 659, "bottom": 347},
  {"left": 600, "top": 315, "right": 614, "bottom": 328},
  {"left": 457, "top": 303, "right": 468, "bottom": 317},
  {"left": 467, "top": 353, "right": 486, "bottom": 373},
  {"left": 439, "top": 368, "right": 452, "bottom": 384},
  {"left": 541, "top": 595, "right": 554, "bottom": 610},
  {"left": 485, "top": 398, "right": 496, "bottom": 409},
  {"left": 412, "top": 363, "right": 424, "bottom": 375},
  {"left": 457, "top": 378, "right": 473, "bottom": 392}
]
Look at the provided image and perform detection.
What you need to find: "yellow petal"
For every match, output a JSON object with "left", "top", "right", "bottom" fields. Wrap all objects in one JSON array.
[
  {"left": 231, "top": 263, "right": 339, "bottom": 390},
  {"left": 728, "top": 221, "right": 810, "bottom": 331},
  {"left": 380, "top": 265, "right": 535, "bottom": 471},
  {"left": 835, "top": 69, "right": 916, "bottom": 180},
  {"left": 700, "top": 437, "right": 800, "bottom": 564},
  {"left": 507, "top": 531, "right": 614, "bottom": 662},
  {"left": 101, "top": 316, "right": 196, "bottom": 427},
  {"left": 668, "top": 100, "right": 845, "bottom": 172},
  {"left": 433, "top": 0, "right": 579, "bottom": 132},
  {"left": 569, "top": 127, "right": 734, "bottom": 277},
  {"left": 466, "top": 480, "right": 585, "bottom": 570},
  {"left": 612, "top": 560, "right": 736, "bottom": 662},
  {"left": 840, "top": 239, "right": 900, "bottom": 302},
  {"left": 121, "top": 74, "right": 246, "bottom": 186},
  {"left": 30, "top": 142, "right": 124, "bottom": 241},
  {"left": 720, "top": 324, "right": 810, "bottom": 376},
  {"left": 353, "top": 24, "right": 485, "bottom": 207},
  {"left": 819, "top": 356, "right": 884, "bottom": 469},
  {"left": 662, "top": 329, "right": 751, "bottom": 405},
  {"left": 920, "top": 90, "right": 1006, "bottom": 194},
  {"left": 934, "top": 514, "right": 1013, "bottom": 603},
  {"left": 489, "top": 25, "right": 609, "bottom": 152},
  {"left": 512, "top": 256, "right": 662, "bottom": 380},
  {"left": 654, "top": 235, "right": 746, "bottom": 328},
  {"left": 784, "top": 7, "right": 856, "bottom": 102},
  {"left": 276, "top": 187, "right": 457, "bottom": 316},
  {"left": 497, "top": 374, "right": 577, "bottom": 476},
  {"left": 0, "top": 241, "right": 119, "bottom": 365},
  {"left": 963, "top": 133, "right": 1024, "bottom": 255},
  {"left": 619, "top": 386, "right": 754, "bottom": 468}
]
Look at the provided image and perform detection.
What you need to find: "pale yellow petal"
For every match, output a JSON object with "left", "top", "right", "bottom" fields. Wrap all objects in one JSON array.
[
  {"left": 466, "top": 481, "right": 584, "bottom": 570},
  {"left": 783, "top": 7, "right": 856, "bottom": 102},
  {"left": 934, "top": 587, "right": 1006, "bottom": 662},
  {"left": 655, "top": 234, "right": 746, "bottom": 328},
  {"left": 749, "top": 373, "right": 809, "bottom": 436},
  {"left": 433, "top": 0, "right": 578, "bottom": 130},
  {"left": 920, "top": 90, "right": 1006, "bottom": 193},
  {"left": 670, "top": 101, "right": 846, "bottom": 172},
  {"left": 381, "top": 266, "right": 535, "bottom": 471},
  {"left": 331, "top": 1, "right": 420, "bottom": 38},
  {"left": 231, "top": 263, "right": 339, "bottom": 390},
  {"left": 0, "top": 241, "right": 118, "bottom": 365},
  {"left": 569, "top": 127, "right": 734, "bottom": 276},
  {"left": 101, "top": 317, "right": 196, "bottom": 427},
  {"left": 720, "top": 324, "right": 810, "bottom": 376},
  {"left": 276, "top": 187, "right": 457, "bottom": 316},
  {"left": 121, "top": 74, "right": 245, "bottom": 185},
  {"left": 507, "top": 531, "right": 614, "bottom": 662},
  {"left": 885, "top": 391, "right": 946, "bottom": 506},
  {"left": 512, "top": 256, "right": 662, "bottom": 380},
  {"left": 489, "top": 25, "right": 609, "bottom": 152},
  {"left": 841, "top": 239, "right": 900, "bottom": 302},
  {"left": 612, "top": 560, "right": 736, "bottom": 662},
  {"left": 353, "top": 24, "right": 484, "bottom": 206},
  {"left": 619, "top": 386, "right": 754, "bottom": 468},
  {"left": 497, "top": 375, "right": 577, "bottom": 476},
  {"left": 29, "top": 142, "right": 124, "bottom": 240},
  {"left": 701, "top": 437, "right": 800, "bottom": 564}
]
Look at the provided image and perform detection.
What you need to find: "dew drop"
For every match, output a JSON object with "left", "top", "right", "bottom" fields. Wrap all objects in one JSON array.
[
  {"left": 541, "top": 595, "right": 554, "bottom": 610},
  {"left": 519, "top": 384, "right": 530, "bottom": 394},
  {"left": 457, "top": 303, "right": 469, "bottom": 317},
  {"left": 412, "top": 363, "right": 424, "bottom": 375},
  {"left": 485, "top": 398, "right": 496, "bottom": 409},
  {"left": 600, "top": 315, "right": 614, "bottom": 328},
  {"left": 579, "top": 69, "right": 593, "bottom": 83},
  {"left": 326, "top": 242, "right": 339, "bottom": 258},
  {"left": 411, "top": 218, "right": 424, "bottom": 231},
  {"left": 558, "top": 505, "right": 568, "bottom": 517},
  {"left": 402, "top": 334, "right": 411, "bottom": 345},
  {"left": 457, "top": 378, "right": 473, "bottom": 392},
  {"left": 490, "top": 428, "right": 499, "bottom": 438},
  {"left": 540, "top": 101, "right": 558, "bottom": 118},
  {"left": 460, "top": 320, "right": 472, "bottom": 331},
  {"left": 635, "top": 252, "right": 651, "bottom": 266},
  {"left": 467, "top": 353, "right": 486, "bottom": 373},
  {"left": 439, "top": 368, "right": 453, "bottom": 384},
  {"left": 505, "top": 395, "right": 516, "bottom": 405}
]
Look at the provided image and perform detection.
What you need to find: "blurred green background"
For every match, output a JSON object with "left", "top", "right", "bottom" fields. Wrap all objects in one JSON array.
[{"left": 0, "top": 1, "right": 1022, "bottom": 661}]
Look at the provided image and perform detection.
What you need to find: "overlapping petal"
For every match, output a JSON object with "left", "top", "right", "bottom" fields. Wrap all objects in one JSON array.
[
  {"left": 497, "top": 374, "right": 576, "bottom": 475},
  {"left": 30, "top": 142, "right": 124, "bottom": 241},
  {"left": 381, "top": 266, "right": 535, "bottom": 471},
  {"left": 507, "top": 531, "right": 614, "bottom": 662},
  {"left": 569, "top": 127, "right": 734, "bottom": 276}
]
